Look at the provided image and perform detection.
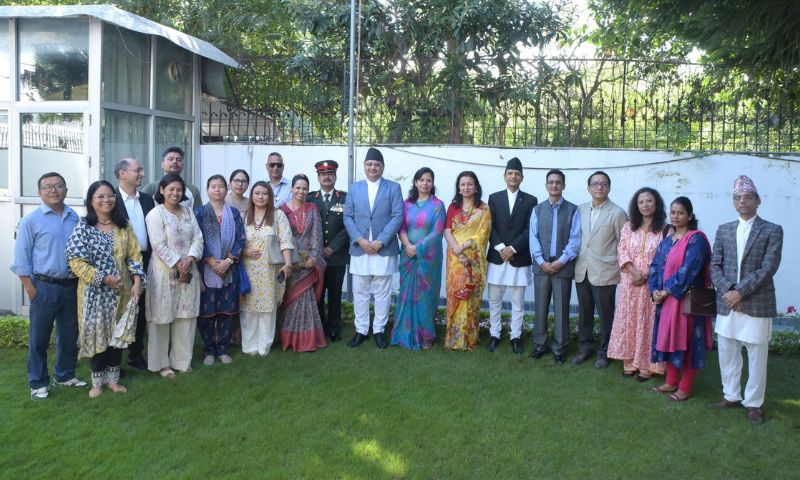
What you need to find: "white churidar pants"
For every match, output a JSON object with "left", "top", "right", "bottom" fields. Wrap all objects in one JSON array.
[
  {"left": 240, "top": 311, "right": 277, "bottom": 356},
  {"left": 487, "top": 284, "right": 526, "bottom": 339},
  {"left": 352, "top": 274, "right": 393, "bottom": 335},
  {"left": 147, "top": 317, "right": 196, "bottom": 372},
  {"left": 717, "top": 334, "right": 769, "bottom": 408}
]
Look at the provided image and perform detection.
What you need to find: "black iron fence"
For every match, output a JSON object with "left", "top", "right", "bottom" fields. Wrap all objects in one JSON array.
[{"left": 203, "top": 58, "right": 800, "bottom": 153}]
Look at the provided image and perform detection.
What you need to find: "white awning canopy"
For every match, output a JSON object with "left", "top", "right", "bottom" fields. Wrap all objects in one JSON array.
[{"left": 0, "top": 4, "right": 239, "bottom": 68}]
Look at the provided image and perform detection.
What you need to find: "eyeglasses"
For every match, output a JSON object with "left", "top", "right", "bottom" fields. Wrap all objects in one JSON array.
[
  {"left": 268, "top": 163, "right": 284, "bottom": 168},
  {"left": 590, "top": 182, "right": 609, "bottom": 189},
  {"left": 546, "top": 180, "right": 563, "bottom": 186},
  {"left": 39, "top": 183, "right": 66, "bottom": 192},
  {"left": 231, "top": 179, "right": 249, "bottom": 185},
  {"left": 733, "top": 194, "right": 756, "bottom": 202},
  {"left": 94, "top": 194, "right": 117, "bottom": 201}
]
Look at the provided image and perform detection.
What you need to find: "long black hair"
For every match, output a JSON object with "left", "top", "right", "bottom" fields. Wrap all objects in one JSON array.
[
  {"left": 245, "top": 181, "right": 275, "bottom": 227},
  {"left": 451, "top": 171, "right": 483, "bottom": 208},
  {"left": 629, "top": 187, "right": 666, "bottom": 233},
  {"left": 407, "top": 167, "right": 436, "bottom": 202},
  {"left": 671, "top": 196, "right": 699, "bottom": 230},
  {"left": 153, "top": 174, "right": 188, "bottom": 204},
  {"left": 85, "top": 180, "right": 128, "bottom": 228}
]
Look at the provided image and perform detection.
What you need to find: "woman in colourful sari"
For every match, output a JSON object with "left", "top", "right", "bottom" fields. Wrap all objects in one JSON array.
[
  {"left": 391, "top": 167, "right": 446, "bottom": 349},
  {"left": 444, "top": 171, "right": 491, "bottom": 351},
  {"left": 279, "top": 174, "right": 327, "bottom": 352},
  {"left": 66, "top": 180, "right": 144, "bottom": 398},
  {"left": 195, "top": 174, "right": 246, "bottom": 366},
  {"left": 608, "top": 187, "right": 667, "bottom": 381},
  {"left": 649, "top": 196, "right": 713, "bottom": 401}
]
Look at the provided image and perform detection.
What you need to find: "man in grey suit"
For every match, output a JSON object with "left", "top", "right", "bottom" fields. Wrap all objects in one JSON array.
[
  {"left": 141, "top": 146, "right": 201, "bottom": 209},
  {"left": 573, "top": 171, "right": 627, "bottom": 368},
  {"left": 528, "top": 169, "right": 581, "bottom": 363},
  {"left": 343, "top": 147, "right": 404, "bottom": 349},
  {"left": 710, "top": 175, "right": 783, "bottom": 425}
]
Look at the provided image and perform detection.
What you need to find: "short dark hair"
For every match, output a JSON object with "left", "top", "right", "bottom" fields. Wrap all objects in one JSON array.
[
  {"left": 267, "top": 152, "right": 283, "bottom": 162},
  {"left": 628, "top": 187, "right": 666, "bottom": 233},
  {"left": 546, "top": 169, "right": 565, "bottom": 183},
  {"left": 407, "top": 167, "right": 436, "bottom": 202},
  {"left": 153, "top": 174, "right": 189, "bottom": 204},
  {"left": 229, "top": 169, "right": 250, "bottom": 184},
  {"left": 113, "top": 158, "right": 134, "bottom": 179},
  {"left": 291, "top": 174, "right": 309, "bottom": 187},
  {"left": 671, "top": 196, "right": 699, "bottom": 230},
  {"left": 451, "top": 171, "right": 483, "bottom": 208},
  {"left": 206, "top": 174, "right": 227, "bottom": 189},
  {"left": 38, "top": 172, "right": 66, "bottom": 190},
  {"left": 162, "top": 146, "right": 184, "bottom": 159},
  {"left": 84, "top": 180, "right": 128, "bottom": 228},
  {"left": 587, "top": 170, "right": 611, "bottom": 186}
]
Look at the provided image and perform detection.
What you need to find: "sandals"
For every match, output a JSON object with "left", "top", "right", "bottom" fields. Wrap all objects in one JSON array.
[
  {"left": 650, "top": 384, "right": 678, "bottom": 394},
  {"left": 668, "top": 390, "right": 692, "bottom": 402},
  {"left": 622, "top": 371, "right": 636, "bottom": 378},
  {"left": 636, "top": 375, "right": 652, "bottom": 383},
  {"left": 159, "top": 368, "right": 176, "bottom": 379}
]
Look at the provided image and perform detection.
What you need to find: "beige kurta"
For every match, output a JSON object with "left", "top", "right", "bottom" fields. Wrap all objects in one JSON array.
[
  {"left": 145, "top": 204, "right": 204, "bottom": 324},
  {"left": 241, "top": 209, "right": 294, "bottom": 313}
]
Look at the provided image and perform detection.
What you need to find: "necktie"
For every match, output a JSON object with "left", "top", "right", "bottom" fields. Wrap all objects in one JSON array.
[{"left": 324, "top": 193, "right": 331, "bottom": 209}]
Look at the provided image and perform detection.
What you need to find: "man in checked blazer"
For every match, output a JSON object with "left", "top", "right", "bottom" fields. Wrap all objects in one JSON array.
[
  {"left": 710, "top": 175, "right": 783, "bottom": 425},
  {"left": 343, "top": 147, "right": 404, "bottom": 349}
]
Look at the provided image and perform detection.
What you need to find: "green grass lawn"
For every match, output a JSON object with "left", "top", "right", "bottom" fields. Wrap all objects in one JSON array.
[{"left": 2, "top": 322, "right": 799, "bottom": 479}]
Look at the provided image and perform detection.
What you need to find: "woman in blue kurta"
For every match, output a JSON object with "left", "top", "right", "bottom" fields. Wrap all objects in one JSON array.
[
  {"left": 195, "top": 175, "right": 246, "bottom": 365},
  {"left": 391, "top": 168, "right": 446, "bottom": 349},
  {"left": 648, "top": 196, "right": 713, "bottom": 401}
]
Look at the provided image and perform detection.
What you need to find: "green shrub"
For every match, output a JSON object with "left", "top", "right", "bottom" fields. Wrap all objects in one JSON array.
[{"left": 0, "top": 316, "right": 32, "bottom": 349}]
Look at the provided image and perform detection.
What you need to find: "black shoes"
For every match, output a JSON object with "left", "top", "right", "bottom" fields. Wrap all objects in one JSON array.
[
  {"left": 374, "top": 332, "right": 388, "bottom": 349},
  {"left": 127, "top": 356, "right": 147, "bottom": 370},
  {"left": 594, "top": 355, "right": 610, "bottom": 369},
  {"left": 510, "top": 338, "right": 522, "bottom": 355},
  {"left": 486, "top": 336, "right": 501, "bottom": 352},
  {"left": 347, "top": 333, "right": 368, "bottom": 348},
  {"left": 571, "top": 351, "right": 592, "bottom": 365},
  {"left": 554, "top": 354, "right": 567, "bottom": 364},
  {"left": 328, "top": 331, "right": 342, "bottom": 342},
  {"left": 529, "top": 349, "right": 547, "bottom": 359}
]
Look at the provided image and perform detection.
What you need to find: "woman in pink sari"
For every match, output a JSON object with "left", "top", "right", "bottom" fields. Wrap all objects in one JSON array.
[
  {"left": 649, "top": 196, "right": 713, "bottom": 401},
  {"left": 279, "top": 174, "right": 327, "bottom": 352}
]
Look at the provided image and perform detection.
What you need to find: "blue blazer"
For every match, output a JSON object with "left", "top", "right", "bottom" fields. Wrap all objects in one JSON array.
[{"left": 343, "top": 177, "right": 404, "bottom": 257}]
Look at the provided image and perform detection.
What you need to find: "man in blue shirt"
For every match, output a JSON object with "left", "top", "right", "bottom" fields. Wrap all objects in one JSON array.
[
  {"left": 266, "top": 152, "right": 291, "bottom": 208},
  {"left": 528, "top": 169, "right": 582, "bottom": 363},
  {"left": 12, "top": 172, "right": 86, "bottom": 400}
]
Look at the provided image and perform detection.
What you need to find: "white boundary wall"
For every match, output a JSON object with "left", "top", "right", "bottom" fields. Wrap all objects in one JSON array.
[{"left": 200, "top": 144, "right": 799, "bottom": 314}]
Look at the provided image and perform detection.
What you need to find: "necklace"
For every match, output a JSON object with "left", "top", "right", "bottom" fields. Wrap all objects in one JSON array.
[
  {"left": 287, "top": 203, "right": 306, "bottom": 234},
  {"left": 97, "top": 220, "right": 112, "bottom": 225},
  {"left": 253, "top": 213, "right": 267, "bottom": 230}
]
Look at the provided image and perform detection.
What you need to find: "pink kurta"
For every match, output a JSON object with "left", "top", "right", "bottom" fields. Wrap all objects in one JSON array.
[{"left": 607, "top": 222, "right": 665, "bottom": 375}]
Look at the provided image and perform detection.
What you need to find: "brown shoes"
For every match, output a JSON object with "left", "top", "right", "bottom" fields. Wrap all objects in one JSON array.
[
  {"left": 710, "top": 398, "right": 742, "bottom": 409},
  {"left": 746, "top": 407, "right": 765, "bottom": 425}
]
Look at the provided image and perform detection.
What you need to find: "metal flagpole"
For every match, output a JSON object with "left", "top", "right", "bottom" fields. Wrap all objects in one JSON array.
[{"left": 346, "top": 0, "right": 356, "bottom": 301}]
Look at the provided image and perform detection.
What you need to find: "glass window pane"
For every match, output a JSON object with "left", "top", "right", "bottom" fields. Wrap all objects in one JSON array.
[
  {"left": 0, "top": 22, "right": 9, "bottom": 102},
  {"left": 18, "top": 18, "right": 89, "bottom": 102},
  {"left": 0, "top": 110, "right": 7, "bottom": 189},
  {"left": 101, "top": 109, "right": 149, "bottom": 183},
  {"left": 154, "top": 117, "right": 192, "bottom": 179},
  {"left": 102, "top": 24, "right": 150, "bottom": 107},
  {"left": 155, "top": 38, "right": 193, "bottom": 114},
  {"left": 21, "top": 113, "right": 86, "bottom": 197}
]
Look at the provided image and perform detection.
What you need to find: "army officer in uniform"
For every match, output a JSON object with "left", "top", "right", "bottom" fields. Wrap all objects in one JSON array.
[{"left": 307, "top": 160, "right": 350, "bottom": 341}]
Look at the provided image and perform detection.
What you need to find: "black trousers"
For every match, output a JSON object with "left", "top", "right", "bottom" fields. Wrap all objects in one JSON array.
[
  {"left": 317, "top": 265, "right": 347, "bottom": 335},
  {"left": 127, "top": 251, "right": 150, "bottom": 359},
  {"left": 575, "top": 278, "right": 617, "bottom": 356},
  {"left": 90, "top": 347, "right": 123, "bottom": 372}
]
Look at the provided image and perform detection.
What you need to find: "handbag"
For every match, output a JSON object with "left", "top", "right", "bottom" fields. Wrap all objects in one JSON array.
[
  {"left": 267, "top": 234, "right": 301, "bottom": 265},
  {"left": 683, "top": 287, "right": 717, "bottom": 317},
  {"left": 238, "top": 262, "right": 252, "bottom": 295}
]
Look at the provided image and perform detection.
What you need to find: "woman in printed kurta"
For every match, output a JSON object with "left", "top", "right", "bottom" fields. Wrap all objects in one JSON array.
[
  {"left": 145, "top": 174, "right": 204, "bottom": 378},
  {"left": 649, "top": 197, "right": 713, "bottom": 401},
  {"left": 66, "top": 180, "right": 144, "bottom": 398},
  {"left": 240, "top": 181, "right": 295, "bottom": 356},
  {"left": 608, "top": 188, "right": 667, "bottom": 380},
  {"left": 444, "top": 171, "right": 491, "bottom": 351},
  {"left": 279, "top": 175, "right": 327, "bottom": 352},
  {"left": 391, "top": 168, "right": 446, "bottom": 349},
  {"left": 195, "top": 175, "right": 246, "bottom": 365}
]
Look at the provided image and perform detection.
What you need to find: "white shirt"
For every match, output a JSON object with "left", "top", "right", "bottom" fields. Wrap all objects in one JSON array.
[
  {"left": 590, "top": 200, "right": 607, "bottom": 233},
  {"left": 506, "top": 188, "right": 519, "bottom": 216},
  {"left": 120, "top": 188, "right": 148, "bottom": 251},
  {"left": 736, "top": 216, "right": 754, "bottom": 282},
  {"left": 181, "top": 187, "right": 194, "bottom": 209},
  {"left": 367, "top": 177, "right": 380, "bottom": 211}
]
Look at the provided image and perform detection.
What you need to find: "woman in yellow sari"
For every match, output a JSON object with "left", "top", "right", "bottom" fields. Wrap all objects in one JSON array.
[{"left": 444, "top": 171, "right": 491, "bottom": 351}]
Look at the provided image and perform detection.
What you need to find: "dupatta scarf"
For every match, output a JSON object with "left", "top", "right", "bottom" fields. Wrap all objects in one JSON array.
[{"left": 198, "top": 203, "right": 236, "bottom": 288}]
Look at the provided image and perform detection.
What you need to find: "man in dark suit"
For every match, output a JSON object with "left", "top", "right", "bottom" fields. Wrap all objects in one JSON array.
[
  {"left": 114, "top": 158, "right": 155, "bottom": 370},
  {"left": 307, "top": 160, "right": 350, "bottom": 342},
  {"left": 485, "top": 157, "right": 537, "bottom": 354},
  {"left": 710, "top": 175, "right": 783, "bottom": 425}
]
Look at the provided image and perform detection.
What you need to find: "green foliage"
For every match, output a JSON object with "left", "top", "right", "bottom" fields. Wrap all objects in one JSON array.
[{"left": 0, "top": 316, "right": 32, "bottom": 349}]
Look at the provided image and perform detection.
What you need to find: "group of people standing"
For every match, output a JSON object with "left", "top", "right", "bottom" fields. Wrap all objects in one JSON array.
[{"left": 13, "top": 146, "right": 783, "bottom": 426}]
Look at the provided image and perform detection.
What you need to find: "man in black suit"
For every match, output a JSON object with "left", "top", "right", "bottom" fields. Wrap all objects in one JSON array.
[
  {"left": 307, "top": 160, "right": 350, "bottom": 342},
  {"left": 114, "top": 158, "right": 155, "bottom": 369},
  {"left": 485, "top": 157, "right": 538, "bottom": 354}
]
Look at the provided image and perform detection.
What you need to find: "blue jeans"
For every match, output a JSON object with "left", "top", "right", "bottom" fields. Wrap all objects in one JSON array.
[{"left": 27, "top": 279, "right": 79, "bottom": 389}]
